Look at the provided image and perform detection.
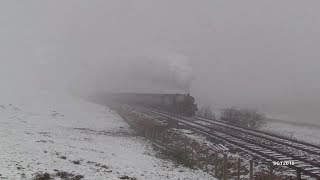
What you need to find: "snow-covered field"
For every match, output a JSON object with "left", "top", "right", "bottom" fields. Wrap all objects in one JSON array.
[
  {"left": 263, "top": 121, "right": 320, "bottom": 145},
  {"left": 0, "top": 92, "right": 214, "bottom": 180}
]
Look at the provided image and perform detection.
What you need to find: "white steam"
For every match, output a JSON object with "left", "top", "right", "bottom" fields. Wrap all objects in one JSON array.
[{"left": 130, "top": 53, "right": 194, "bottom": 92}]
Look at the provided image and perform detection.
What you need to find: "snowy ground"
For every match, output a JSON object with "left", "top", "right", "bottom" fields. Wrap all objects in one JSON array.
[
  {"left": 263, "top": 121, "right": 320, "bottom": 145},
  {"left": 0, "top": 92, "right": 214, "bottom": 180}
]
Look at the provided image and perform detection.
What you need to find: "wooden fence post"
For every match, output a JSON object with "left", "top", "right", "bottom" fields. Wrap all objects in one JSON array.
[
  {"left": 159, "top": 131, "right": 163, "bottom": 144},
  {"left": 237, "top": 158, "right": 241, "bottom": 180},
  {"left": 151, "top": 127, "right": 155, "bottom": 140},
  {"left": 214, "top": 154, "right": 218, "bottom": 177},
  {"left": 153, "top": 128, "right": 156, "bottom": 141},
  {"left": 249, "top": 160, "right": 253, "bottom": 180},
  {"left": 297, "top": 168, "right": 302, "bottom": 180},
  {"left": 155, "top": 129, "right": 158, "bottom": 142},
  {"left": 205, "top": 153, "right": 208, "bottom": 172},
  {"left": 269, "top": 161, "right": 273, "bottom": 180},
  {"left": 145, "top": 128, "right": 148, "bottom": 138},
  {"left": 184, "top": 135, "right": 188, "bottom": 149},
  {"left": 223, "top": 154, "right": 227, "bottom": 180}
]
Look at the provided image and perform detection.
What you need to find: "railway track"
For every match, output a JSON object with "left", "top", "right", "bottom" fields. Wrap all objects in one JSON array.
[
  {"left": 194, "top": 116, "right": 320, "bottom": 156},
  {"left": 124, "top": 104, "right": 320, "bottom": 179}
]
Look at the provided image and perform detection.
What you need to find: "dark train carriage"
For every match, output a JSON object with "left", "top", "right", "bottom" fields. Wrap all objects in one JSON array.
[
  {"left": 163, "top": 95, "right": 173, "bottom": 105},
  {"left": 107, "top": 93, "right": 197, "bottom": 116}
]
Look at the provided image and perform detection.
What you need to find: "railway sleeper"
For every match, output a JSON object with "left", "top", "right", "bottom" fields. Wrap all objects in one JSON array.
[
  {"left": 261, "top": 151, "right": 276, "bottom": 155},
  {"left": 296, "top": 164, "right": 313, "bottom": 168},
  {"left": 311, "top": 170, "right": 320, "bottom": 174},
  {"left": 293, "top": 161, "right": 304, "bottom": 165},
  {"left": 274, "top": 155, "right": 288, "bottom": 159},
  {"left": 305, "top": 167, "right": 320, "bottom": 171}
]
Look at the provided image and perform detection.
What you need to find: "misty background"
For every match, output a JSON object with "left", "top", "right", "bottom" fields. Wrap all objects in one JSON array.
[{"left": 1, "top": 1, "right": 320, "bottom": 124}]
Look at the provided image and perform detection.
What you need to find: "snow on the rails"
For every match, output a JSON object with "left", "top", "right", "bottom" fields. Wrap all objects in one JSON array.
[{"left": 0, "top": 92, "right": 214, "bottom": 180}]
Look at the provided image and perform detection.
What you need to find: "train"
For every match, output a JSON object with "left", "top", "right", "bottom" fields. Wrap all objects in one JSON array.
[{"left": 107, "top": 93, "right": 198, "bottom": 116}]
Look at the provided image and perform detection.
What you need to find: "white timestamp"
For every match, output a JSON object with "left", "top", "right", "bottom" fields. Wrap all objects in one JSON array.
[{"left": 273, "top": 161, "right": 295, "bottom": 166}]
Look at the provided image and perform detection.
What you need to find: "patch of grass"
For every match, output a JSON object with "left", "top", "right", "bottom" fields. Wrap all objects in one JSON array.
[
  {"left": 33, "top": 171, "right": 84, "bottom": 180},
  {"left": 86, "top": 161, "right": 110, "bottom": 169},
  {"left": 72, "top": 160, "right": 81, "bottom": 165},
  {"left": 60, "top": 156, "right": 67, "bottom": 160},
  {"left": 56, "top": 171, "right": 84, "bottom": 180},
  {"left": 119, "top": 175, "right": 137, "bottom": 180},
  {"left": 34, "top": 173, "right": 52, "bottom": 180},
  {"left": 101, "top": 165, "right": 110, "bottom": 169}
]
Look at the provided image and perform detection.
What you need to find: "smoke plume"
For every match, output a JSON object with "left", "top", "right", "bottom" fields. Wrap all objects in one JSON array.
[{"left": 129, "top": 53, "right": 194, "bottom": 93}]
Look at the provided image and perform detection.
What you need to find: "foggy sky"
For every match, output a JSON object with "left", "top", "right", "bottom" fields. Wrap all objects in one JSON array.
[{"left": 1, "top": 1, "right": 320, "bottom": 124}]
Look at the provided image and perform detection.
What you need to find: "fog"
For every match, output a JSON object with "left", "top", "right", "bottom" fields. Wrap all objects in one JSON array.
[{"left": 1, "top": 1, "right": 320, "bottom": 124}]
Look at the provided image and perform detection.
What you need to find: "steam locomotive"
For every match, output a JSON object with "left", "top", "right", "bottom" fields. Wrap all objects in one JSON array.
[{"left": 107, "top": 93, "right": 198, "bottom": 116}]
